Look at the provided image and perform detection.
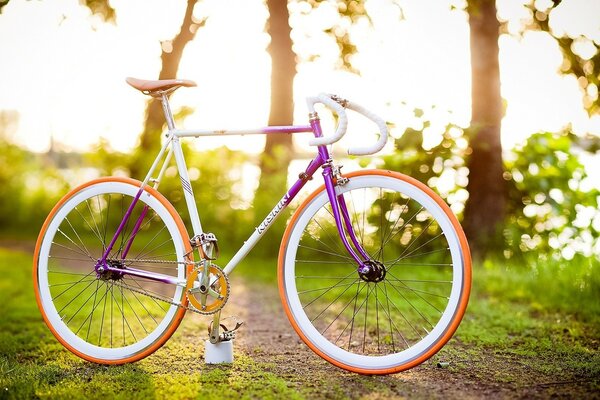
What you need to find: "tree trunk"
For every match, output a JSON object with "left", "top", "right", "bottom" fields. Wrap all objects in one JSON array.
[
  {"left": 261, "top": 0, "right": 296, "bottom": 175},
  {"left": 130, "top": 0, "right": 201, "bottom": 178},
  {"left": 463, "top": 0, "right": 506, "bottom": 258},
  {"left": 254, "top": 0, "right": 296, "bottom": 248}
]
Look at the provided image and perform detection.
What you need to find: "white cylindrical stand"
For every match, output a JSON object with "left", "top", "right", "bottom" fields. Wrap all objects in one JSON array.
[{"left": 204, "top": 340, "right": 234, "bottom": 364}]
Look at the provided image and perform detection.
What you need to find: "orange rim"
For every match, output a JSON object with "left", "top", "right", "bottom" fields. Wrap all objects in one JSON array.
[
  {"left": 277, "top": 169, "right": 472, "bottom": 375},
  {"left": 32, "top": 176, "right": 193, "bottom": 365}
]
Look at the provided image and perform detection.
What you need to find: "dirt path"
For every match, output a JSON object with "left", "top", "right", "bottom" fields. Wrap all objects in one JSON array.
[{"left": 222, "top": 275, "right": 597, "bottom": 400}]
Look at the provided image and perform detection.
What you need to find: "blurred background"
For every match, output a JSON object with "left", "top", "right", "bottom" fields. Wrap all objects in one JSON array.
[{"left": 0, "top": 0, "right": 598, "bottom": 264}]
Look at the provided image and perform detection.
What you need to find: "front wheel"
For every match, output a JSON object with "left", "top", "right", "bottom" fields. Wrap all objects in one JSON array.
[{"left": 278, "top": 170, "right": 471, "bottom": 374}]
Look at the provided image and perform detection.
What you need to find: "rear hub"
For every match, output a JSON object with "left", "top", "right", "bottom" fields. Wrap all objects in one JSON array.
[{"left": 96, "top": 259, "right": 126, "bottom": 281}]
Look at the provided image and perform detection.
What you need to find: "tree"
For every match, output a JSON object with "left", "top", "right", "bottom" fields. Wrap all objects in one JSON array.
[
  {"left": 254, "top": 0, "right": 372, "bottom": 247},
  {"left": 255, "top": 0, "right": 297, "bottom": 217},
  {"left": 130, "top": 0, "right": 204, "bottom": 178},
  {"left": 53, "top": 1, "right": 204, "bottom": 178},
  {"left": 462, "top": 0, "right": 506, "bottom": 257},
  {"left": 462, "top": 0, "right": 600, "bottom": 257}
]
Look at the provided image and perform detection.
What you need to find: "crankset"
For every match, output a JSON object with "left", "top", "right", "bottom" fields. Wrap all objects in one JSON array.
[{"left": 186, "top": 263, "right": 230, "bottom": 314}]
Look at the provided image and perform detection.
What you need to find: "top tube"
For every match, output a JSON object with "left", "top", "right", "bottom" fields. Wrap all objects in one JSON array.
[{"left": 172, "top": 125, "right": 313, "bottom": 138}]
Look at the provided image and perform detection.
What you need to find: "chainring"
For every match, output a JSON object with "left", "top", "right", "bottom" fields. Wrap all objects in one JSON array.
[{"left": 185, "top": 264, "right": 230, "bottom": 315}]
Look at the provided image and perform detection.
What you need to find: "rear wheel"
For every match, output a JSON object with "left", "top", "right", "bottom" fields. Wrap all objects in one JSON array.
[
  {"left": 33, "top": 177, "right": 191, "bottom": 364},
  {"left": 278, "top": 170, "right": 471, "bottom": 374}
]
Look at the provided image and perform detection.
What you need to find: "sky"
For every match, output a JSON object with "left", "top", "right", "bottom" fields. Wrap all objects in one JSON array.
[{"left": 0, "top": 0, "right": 598, "bottom": 157}]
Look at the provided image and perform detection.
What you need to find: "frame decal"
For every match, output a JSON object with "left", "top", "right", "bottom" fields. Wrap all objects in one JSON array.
[
  {"left": 257, "top": 193, "right": 290, "bottom": 234},
  {"left": 180, "top": 177, "right": 193, "bottom": 195}
]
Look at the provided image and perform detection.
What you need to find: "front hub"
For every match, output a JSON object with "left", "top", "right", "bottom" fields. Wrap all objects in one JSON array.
[{"left": 358, "top": 259, "right": 386, "bottom": 283}]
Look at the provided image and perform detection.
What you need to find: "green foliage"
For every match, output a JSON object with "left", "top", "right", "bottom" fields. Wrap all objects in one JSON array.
[
  {"left": 84, "top": 137, "right": 131, "bottom": 177},
  {"left": 86, "top": 138, "right": 256, "bottom": 246},
  {"left": 381, "top": 108, "right": 469, "bottom": 216},
  {"left": 252, "top": 143, "right": 294, "bottom": 257},
  {"left": 162, "top": 146, "right": 256, "bottom": 245},
  {"left": 383, "top": 108, "right": 599, "bottom": 259},
  {"left": 0, "top": 139, "right": 27, "bottom": 228},
  {"left": 0, "top": 138, "right": 69, "bottom": 234},
  {"left": 504, "top": 131, "right": 600, "bottom": 259}
]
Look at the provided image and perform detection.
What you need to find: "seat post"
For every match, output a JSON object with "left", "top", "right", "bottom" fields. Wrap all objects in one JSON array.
[{"left": 160, "top": 93, "right": 176, "bottom": 130}]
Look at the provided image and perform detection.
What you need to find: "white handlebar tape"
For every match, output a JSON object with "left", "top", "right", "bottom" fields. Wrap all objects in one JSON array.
[
  {"left": 307, "top": 94, "right": 348, "bottom": 146},
  {"left": 346, "top": 102, "right": 388, "bottom": 156},
  {"left": 305, "top": 94, "right": 388, "bottom": 155}
]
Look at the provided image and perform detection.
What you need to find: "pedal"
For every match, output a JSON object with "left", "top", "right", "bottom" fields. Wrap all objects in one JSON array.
[
  {"left": 221, "top": 319, "right": 244, "bottom": 341},
  {"left": 208, "top": 316, "right": 244, "bottom": 342}
]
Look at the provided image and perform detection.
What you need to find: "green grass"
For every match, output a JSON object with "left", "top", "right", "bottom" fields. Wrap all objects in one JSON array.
[
  {"left": 435, "top": 256, "right": 600, "bottom": 384},
  {"left": 1, "top": 246, "right": 599, "bottom": 399},
  {"left": 0, "top": 248, "right": 305, "bottom": 400}
]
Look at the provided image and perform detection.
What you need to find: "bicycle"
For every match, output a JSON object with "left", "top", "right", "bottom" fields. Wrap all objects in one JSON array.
[{"left": 33, "top": 77, "right": 471, "bottom": 375}]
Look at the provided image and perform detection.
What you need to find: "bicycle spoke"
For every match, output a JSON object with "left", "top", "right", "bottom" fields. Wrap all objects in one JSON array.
[
  {"left": 65, "top": 279, "right": 103, "bottom": 325},
  {"left": 73, "top": 206, "right": 104, "bottom": 250},
  {"left": 112, "top": 283, "right": 137, "bottom": 343},
  {"left": 400, "top": 247, "right": 450, "bottom": 259},
  {"left": 298, "top": 281, "right": 357, "bottom": 295},
  {"left": 310, "top": 212, "right": 348, "bottom": 256},
  {"left": 386, "top": 270, "right": 447, "bottom": 313},
  {"left": 135, "top": 236, "right": 174, "bottom": 262},
  {"left": 85, "top": 198, "right": 105, "bottom": 249},
  {"left": 120, "top": 286, "right": 148, "bottom": 335},
  {"left": 85, "top": 280, "right": 103, "bottom": 341},
  {"left": 383, "top": 281, "right": 424, "bottom": 340},
  {"left": 378, "top": 195, "right": 413, "bottom": 253},
  {"left": 96, "top": 195, "right": 107, "bottom": 251},
  {"left": 308, "top": 279, "right": 361, "bottom": 325},
  {"left": 347, "top": 190, "right": 365, "bottom": 247},
  {"left": 362, "top": 282, "right": 370, "bottom": 353},
  {"left": 384, "top": 278, "right": 434, "bottom": 333},
  {"left": 55, "top": 276, "right": 98, "bottom": 313},
  {"left": 49, "top": 255, "right": 96, "bottom": 263},
  {"left": 296, "top": 275, "right": 358, "bottom": 279},
  {"left": 319, "top": 280, "right": 364, "bottom": 335},
  {"left": 377, "top": 283, "right": 410, "bottom": 348},
  {"left": 97, "top": 281, "right": 110, "bottom": 346},
  {"left": 375, "top": 284, "right": 380, "bottom": 353},
  {"left": 55, "top": 228, "right": 94, "bottom": 260},
  {"left": 302, "top": 270, "right": 357, "bottom": 309},
  {"left": 124, "top": 277, "right": 168, "bottom": 313},
  {"left": 297, "top": 244, "right": 355, "bottom": 262},
  {"left": 49, "top": 278, "right": 98, "bottom": 288}
]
